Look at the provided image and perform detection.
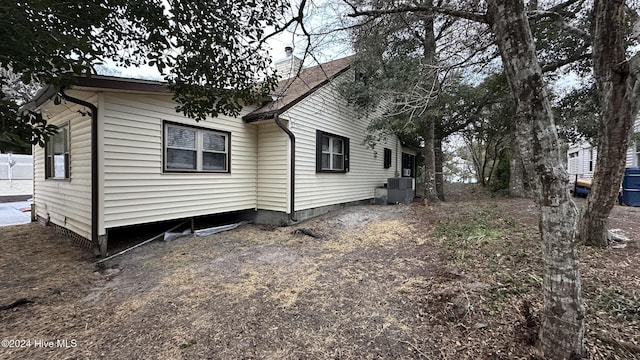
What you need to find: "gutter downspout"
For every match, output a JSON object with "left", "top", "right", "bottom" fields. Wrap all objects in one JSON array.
[
  {"left": 274, "top": 114, "right": 297, "bottom": 222},
  {"left": 60, "top": 88, "right": 100, "bottom": 254}
]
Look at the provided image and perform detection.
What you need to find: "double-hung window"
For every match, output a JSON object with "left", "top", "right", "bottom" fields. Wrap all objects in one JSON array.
[
  {"left": 45, "top": 124, "right": 70, "bottom": 179},
  {"left": 316, "top": 130, "right": 349, "bottom": 173},
  {"left": 164, "top": 122, "right": 230, "bottom": 173}
]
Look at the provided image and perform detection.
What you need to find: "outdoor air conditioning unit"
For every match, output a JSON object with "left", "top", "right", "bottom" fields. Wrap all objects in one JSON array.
[{"left": 387, "top": 177, "right": 413, "bottom": 204}]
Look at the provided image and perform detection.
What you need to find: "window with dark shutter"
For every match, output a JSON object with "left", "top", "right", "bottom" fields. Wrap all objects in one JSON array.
[{"left": 316, "top": 130, "right": 349, "bottom": 173}]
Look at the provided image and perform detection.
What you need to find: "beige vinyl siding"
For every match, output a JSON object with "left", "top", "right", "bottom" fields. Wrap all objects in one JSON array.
[
  {"left": 283, "top": 71, "right": 399, "bottom": 211},
  {"left": 33, "top": 91, "right": 94, "bottom": 239},
  {"left": 101, "top": 93, "right": 258, "bottom": 230},
  {"left": 257, "top": 121, "right": 289, "bottom": 212}
]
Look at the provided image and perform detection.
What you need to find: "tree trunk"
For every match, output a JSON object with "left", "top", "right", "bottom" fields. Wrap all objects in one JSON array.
[
  {"left": 421, "top": 3, "right": 440, "bottom": 204},
  {"left": 487, "top": 1, "right": 584, "bottom": 358},
  {"left": 424, "top": 117, "right": 440, "bottom": 203},
  {"left": 435, "top": 135, "right": 445, "bottom": 201},
  {"left": 509, "top": 126, "right": 526, "bottom": 197},
  {"left": 577, "top": 0, "right": 637, "bottom": 247}
]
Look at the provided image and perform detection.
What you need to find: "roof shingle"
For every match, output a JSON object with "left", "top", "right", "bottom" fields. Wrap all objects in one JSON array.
[{"left": 243, "top": 55, "right": 355, "bottom": 122}]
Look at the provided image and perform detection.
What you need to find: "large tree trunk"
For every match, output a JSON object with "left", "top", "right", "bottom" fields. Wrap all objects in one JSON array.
[
  {"left": 423, "top": 117, "right": 440, "bottom": 203},
  {"left": 509, "top": 126, "right": 527, "bottom": 197},
  {"left": 435, "top": 134, "right": 445, "bottom": 201},
  {"left": 422, "top": 3, "right": 440, "bottom": 204},
  {"left": 487, "top": 0, "right": 584, "bottom": 358},
  {"left": 577, "top": 0, "right": 637, "bottom": 247}
]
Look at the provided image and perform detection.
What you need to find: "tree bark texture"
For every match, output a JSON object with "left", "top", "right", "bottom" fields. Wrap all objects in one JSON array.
[
  {"left": 486, "top": 1, "right": 584, "bottom": 358},
  {"left": 435, "top": 135, "right": 445, "bottom": 201},
  {"left": 577, "top": 0, "right": 637, "bottom": 247},
  {"left": 424, "top": 117, "right": 440, "bottom": 203},
  {"left": 509, "top": 129, "right": 526, "bottom": 197},
  {"left": 422, "top": 3, "right": 440, "bottom": 204}
]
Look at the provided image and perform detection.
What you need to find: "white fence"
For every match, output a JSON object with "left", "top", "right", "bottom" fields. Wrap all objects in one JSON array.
[{"left": 0, "top": 154, "right": 33, "bottom": 180}]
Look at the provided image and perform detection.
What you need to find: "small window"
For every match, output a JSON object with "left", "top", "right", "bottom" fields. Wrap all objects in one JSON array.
[
  {"left": 164, "top": 122, "right": 230, "bottom": 173},
  {"left": 383, "top": 148, "right": 392, "bottom": 169},
  {"left": 316, "top": 130, "right": 349, "bottom": 173},
  {"left": 45, "top": 124, "right": 69, "bottom": 179},
  {"left": 588, "top": 149, "right": 594, "bottom": 172}
]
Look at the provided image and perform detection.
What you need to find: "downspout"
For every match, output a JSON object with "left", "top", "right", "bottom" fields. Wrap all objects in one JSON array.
[
  {"left": 274, "top": 113, "right": 297, "bottom": 222},
  {"left": 60, "top": 88, "right": 100, "bottom": 252}
]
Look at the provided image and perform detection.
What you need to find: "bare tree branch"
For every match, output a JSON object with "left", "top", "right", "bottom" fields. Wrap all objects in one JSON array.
[
  {"left": 541, "top": 50, "right": 591, "bottom": 73},
  {"left": 347, "top": 5, "right": 488, "bottom": 24}
]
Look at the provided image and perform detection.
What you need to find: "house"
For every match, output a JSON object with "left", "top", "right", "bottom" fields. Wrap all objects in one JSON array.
[
  {"left": 567, "top": 117, "right": 640, "bottom": 179},
  {"left": 567, "top": 142, "right": 597, "bottom": 179},
  {"left": 566, "top": 118, "right": 640, "bottom": 196},
  {"left": 25, "top": 54, "right": 416, "bottom": 256}
]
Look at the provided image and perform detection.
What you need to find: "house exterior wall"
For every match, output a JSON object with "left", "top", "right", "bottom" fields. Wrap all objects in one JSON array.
[
  {"left": 33, "top": 91, "right": 94, "bottom": 239},
  {"left": 567, "top": 142, "right": 596, "bottom": 179},
  {"left": 256, "top": 121, "right": 289, "bottom": 212},
  {"left": 100, "top": 93, "right": 259, "bottom": 232},
  {"left": 626, "top": 145, "right": 638, "bottom": 167},
  {"left": 282, "top": 71, "right": 400, "bottom": 211},
  {"left": 630, "top": 119, "right": 640, "bottom": 167},
  {"left": 567, "top": 116, "right": 640, "bottom": 179}
]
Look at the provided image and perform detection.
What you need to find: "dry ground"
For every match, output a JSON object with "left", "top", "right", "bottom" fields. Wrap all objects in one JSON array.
[{"left": 1, "top": 184, "right": 639, "bottom": 359}]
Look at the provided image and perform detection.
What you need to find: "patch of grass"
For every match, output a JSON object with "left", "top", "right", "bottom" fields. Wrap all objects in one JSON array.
[
  {"left": 484, "top": 271, "right": 542, "bottom": 315},
  {"left": 592, "top": 289, "right": 640, "bottom": 322},
  {"left": 434, "top": 208, "right": 506, "bottom": 265}
]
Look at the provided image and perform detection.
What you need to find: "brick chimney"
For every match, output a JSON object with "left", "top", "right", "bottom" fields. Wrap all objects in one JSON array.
[{"left": 274, "top": 46, "right": 302, "bottom": 80}]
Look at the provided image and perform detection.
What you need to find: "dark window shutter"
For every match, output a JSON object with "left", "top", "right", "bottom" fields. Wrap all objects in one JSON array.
[
  {"left": 384, "top": 148, "right": 392, "bottom": 168},
  {"left": 45, "top": 155, "right": 51, "bottom": 178},
  {"left": 344, "top": 138, "right": 350, "bottom": 172},
  {"left": 45, "top": 141, "right": 51, "bottom": 178},
  {"left": 316, "top": 130, "right": 323, "bottom": 173},
  {"left": 64, "top": 154, "right": 70, "bottom": 178}
]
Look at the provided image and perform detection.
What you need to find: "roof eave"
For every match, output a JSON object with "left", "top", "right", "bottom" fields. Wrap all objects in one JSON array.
[
  {"left": 21, "top": 84, "right": 57, "bottom": 112},
  {"left": 22, "top": 75, "right": 170, "bottom": 112}
]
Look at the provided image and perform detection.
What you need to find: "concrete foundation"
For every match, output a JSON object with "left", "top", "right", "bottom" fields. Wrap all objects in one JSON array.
[
  {"left": 373, "top": 187, "right": 388, "bottom": 205},
  {"left": 37, "top": 200, "right": 382, "bottom": 255},
  {"left": 254, "top": 199, "right": 374, "bottom": 226}
]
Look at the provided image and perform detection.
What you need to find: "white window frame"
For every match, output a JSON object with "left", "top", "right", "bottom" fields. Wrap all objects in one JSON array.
[
  {"left": 45, "top": 123, "right": 70, "bottom": 180},
  {"left": 322, "top": 136, "right": 344, "bottom": 171},
  {"left": 164, "top": 122, "right": 230, "bottom": 173},
  {"left": 316, "top": 130, "right": 349, "bottom": 173}
]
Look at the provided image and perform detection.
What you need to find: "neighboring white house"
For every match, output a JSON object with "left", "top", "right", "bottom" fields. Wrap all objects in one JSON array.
[
  {"left": 567, "top": 142, "right": 597, "bottom": 179},
  {"left": 25, "top": 56, "right": 416, "bottom": 256},
  {"left": 567, "top": 117, "right": 640, "bottom": 180},
  {"left": 0, "top": 153, "right": 33, "bottom": 180}
]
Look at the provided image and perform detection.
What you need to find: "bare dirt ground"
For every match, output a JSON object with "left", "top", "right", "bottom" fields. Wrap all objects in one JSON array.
[{"left": 1, "top": 184, "right": 639, "bottom": 359}]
